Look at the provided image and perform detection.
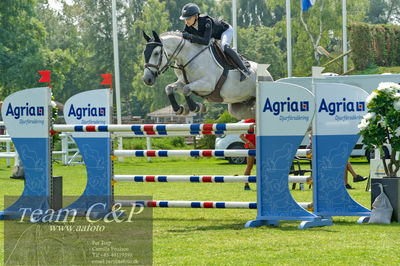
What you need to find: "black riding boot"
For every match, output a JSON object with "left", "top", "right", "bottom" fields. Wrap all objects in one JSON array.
[{"left": 224, "top": 45, "right": 251, "bottom": 81}]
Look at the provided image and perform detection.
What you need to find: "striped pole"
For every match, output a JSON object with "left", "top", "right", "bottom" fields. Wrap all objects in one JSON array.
[
  {"left": 113, "top": 149, "right": 255, "bottom": 158},
  {"left": 115, "top": 200, "right": 313, "bottom": 210},
  {"left": 116, "top": 200, "right": 257, "bottom": 209},
  {"left": 53, "top": 123, "right": 254, "bottom": 135},
  {"left": 112, "top": 131, "right": 250, "bottom": 137},
  {"left": 114, "top": 175, "right": 257, "bottom": 183},
  {"left": 113, "top": 175, "right": 311, "bottom": 184}
]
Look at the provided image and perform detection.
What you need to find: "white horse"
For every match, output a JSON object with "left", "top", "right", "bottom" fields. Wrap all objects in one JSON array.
[{"left": 142, "top": 31, "right": 273, "bottom": 119}]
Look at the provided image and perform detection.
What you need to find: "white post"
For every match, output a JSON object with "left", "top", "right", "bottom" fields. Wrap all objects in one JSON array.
[
  {"left": 342, "top": 0, "right": 348, "bottom": 73},
  {"left": 232, "top": 0, "right": 238, "bottom": 49},
  {"left": 61, "top": 133, "right": 68, "bottom": 165},
  {"left": 286, "top": 0, "right": 292, "bottom": 77},
  {"left": 146, "top": 137, "right": 152, "bottom": 162},
  {"left": 6, "top": 141, "right": 10, "bottom": 167},
  {"left": 112, "top": 0, "right": 124, "bottom": 160}
]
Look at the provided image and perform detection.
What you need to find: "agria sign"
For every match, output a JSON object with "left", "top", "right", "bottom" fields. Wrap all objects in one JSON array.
[
  {"left": 318, "top": 98, "right": 365, "bottom": 116},
  {"left": 262, "top": 97, "right": 311, "bottom": 123},
  {"left": 262, "top": 97, "right": 309, "bottom": 115},
  {"left": 5, "top": 103, "right": 44, "bottom": 119},
  {"left": 67, "top": 104, "right": 106, "bottom": 120}
]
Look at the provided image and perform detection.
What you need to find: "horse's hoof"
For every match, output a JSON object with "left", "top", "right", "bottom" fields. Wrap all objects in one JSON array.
[
  {"left": 182, "top": 105, "right": 190, "bottom": 115},
  {"left": 175, "top": 105, "right": 185, "bottom": 115},
  {"left": 194, "top": 103, "right": 206, "bottom": 113},
  {"left": 199, "top": 103, "right": 206, "bottom": 113}
]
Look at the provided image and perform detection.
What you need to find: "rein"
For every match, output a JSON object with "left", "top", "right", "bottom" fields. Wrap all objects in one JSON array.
[
  {"left": 172, "top": 45, "right": 209, "bottom": 84},
  {"left": 144, "top": 36, "right": 209, "bottom": 83}
]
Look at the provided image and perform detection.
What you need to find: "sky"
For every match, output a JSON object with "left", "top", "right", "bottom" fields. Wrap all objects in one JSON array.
[{"left": 48, "top": 0, "right": 73, "bottom": 11}]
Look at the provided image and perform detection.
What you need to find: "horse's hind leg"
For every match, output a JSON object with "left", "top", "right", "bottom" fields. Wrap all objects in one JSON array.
[
  {"left": 184, "top": 95, "right": 206, "bottom": 113},
  {"left": 182, "top": 84, "right": 206, "bottom": 113}
]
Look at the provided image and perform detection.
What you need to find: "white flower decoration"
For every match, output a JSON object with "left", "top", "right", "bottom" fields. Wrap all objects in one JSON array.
[
  {"left": 358, "top": 118, "right": 369, "bottom": 130},
  {"left": 377, "top": 119, "right": 387, "bottom": 127},
  {"left": 377, "top": 82, "right": 400, "bottom": 93},
  {"left": 364, "top": 112, "right": 376, "bottom": 121},
  {"left": 366, "top": 91, "right": 378, "bottom": 104}
]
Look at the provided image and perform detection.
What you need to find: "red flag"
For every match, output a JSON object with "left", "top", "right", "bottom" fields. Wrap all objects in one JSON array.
[
  {"left": 38, "top": 71, "right": 51, "bottom": 83},
  {"left": 100, "top": 73, "right": 113, "bottom": 86}
]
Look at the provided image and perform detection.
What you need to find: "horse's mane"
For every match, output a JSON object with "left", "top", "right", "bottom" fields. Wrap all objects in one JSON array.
[{"left": 160, "top": 31, "right": 182, "bottom": 38}]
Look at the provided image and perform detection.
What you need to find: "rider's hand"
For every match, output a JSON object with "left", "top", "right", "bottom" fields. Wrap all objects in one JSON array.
[{"left": 182, "top": 32, "right": 192, "bottom": 40}]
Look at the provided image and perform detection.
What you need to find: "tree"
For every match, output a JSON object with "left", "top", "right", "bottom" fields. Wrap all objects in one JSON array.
[
  {"left": 161, "top": 0, "right": 218, "bottom": 30},
  {"left": 365, "top": 0, "right": 400, "bottom": 24},
  {"left": 238, "top": 26, "right": 285, "bottom": 79},
  {"left": 131, "top": 0, "right": 174, "bottom": 113},
  {"left": 0, "top": 0, "right": 47, "bottom": 96},
  {"left": 216, "top": 0, "right": 281, "bottom": 28},
  {"left": 265, "top": 0, "right": 369, "bottom": 76}
]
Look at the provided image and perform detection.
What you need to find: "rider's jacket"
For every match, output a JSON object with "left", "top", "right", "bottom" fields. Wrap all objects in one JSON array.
[{"left": 183, "top": 15, "right": 230, "bottom": 45}]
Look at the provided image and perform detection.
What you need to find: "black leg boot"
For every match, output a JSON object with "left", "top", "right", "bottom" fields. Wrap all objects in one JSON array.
[{"left": 224, "top": 45, "right": 251, "bottom": 81}]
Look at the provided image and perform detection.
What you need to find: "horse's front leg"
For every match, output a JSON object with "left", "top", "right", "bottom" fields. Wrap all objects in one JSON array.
[
  {"left": 165, "top": 81, "right": 188, "bottom": 115},
  {"left": 182, "top": 80, "right": 210, "bottom": 113}
]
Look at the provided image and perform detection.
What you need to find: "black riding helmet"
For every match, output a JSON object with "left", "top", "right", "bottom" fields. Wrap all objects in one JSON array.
[{"left": 179, "top": 3, "right": 200, "bottom": 20}]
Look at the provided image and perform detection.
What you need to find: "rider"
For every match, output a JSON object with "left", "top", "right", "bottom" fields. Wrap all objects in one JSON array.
[{"left": 180, "top": 3, "right": 251, "bottom": 81}]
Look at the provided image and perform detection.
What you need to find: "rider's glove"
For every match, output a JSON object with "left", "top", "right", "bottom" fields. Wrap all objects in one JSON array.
[{"left": 182, "top": 32, "right": 192, "bottom": 41}]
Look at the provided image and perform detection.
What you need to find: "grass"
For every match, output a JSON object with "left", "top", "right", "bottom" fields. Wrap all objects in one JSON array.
[
  {"left": 0, "top": 157, "right": 399, "bottom": 265},
  {"left": 352, "top": 66, "right": 400, "bottom": 75}
]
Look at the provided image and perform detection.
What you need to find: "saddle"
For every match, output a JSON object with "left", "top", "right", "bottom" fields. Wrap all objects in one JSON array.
[
  {"left": 211, "top": 41, "right": 251, "bottom": 70},
  {"left": 199, "top": 41, "right": 250, "bottom": 102}
]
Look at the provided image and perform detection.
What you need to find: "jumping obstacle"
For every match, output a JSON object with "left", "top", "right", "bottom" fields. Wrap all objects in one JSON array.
[
  {"left": 53, "top": 123, "right": 254, "bottom": 135},
  {"left": 1, "top": 71, "right": 374, "bottom": 228},
  {"left": 115, "top": 200, "right": 313, "bottom": 210},
  {"left": 113, "top": 149, "right": 255, "bottom": 157},
  {"left": 0, "top": 87, "right": 313, "bottom": 224},
  {"left": 113, "top": 175, "right": 311, "bottom": 183}
]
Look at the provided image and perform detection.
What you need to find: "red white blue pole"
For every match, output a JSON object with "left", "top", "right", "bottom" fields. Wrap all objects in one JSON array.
[
  {"left": 52, "top": 123, "right": 254, "bottom": 135},
  {"left": 113, "top": 149, "right": 255, "bottom": 158}
]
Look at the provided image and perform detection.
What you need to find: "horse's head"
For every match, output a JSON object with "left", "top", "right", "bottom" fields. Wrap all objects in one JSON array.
[{"left": 142, "top": 31, "right": 167, "bottom": 86}]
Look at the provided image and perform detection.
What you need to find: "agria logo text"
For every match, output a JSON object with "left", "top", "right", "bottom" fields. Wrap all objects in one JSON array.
[
  {"left": 68, "top": 104, "right": 106, "bottom": 120},
  {"left": 5, "top": 103, "right": 44, "bottom": 119},
  {"left": 263, "top": 97, "right": 309, "bottom": 115},
  {"left": 318, "top": 98, "right": 365, "bottom": 116}
]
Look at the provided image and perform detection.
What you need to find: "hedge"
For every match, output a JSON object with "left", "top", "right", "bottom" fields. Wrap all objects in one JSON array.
[{"left": 349, "top": 23, "right": 400, "bottom": 70}]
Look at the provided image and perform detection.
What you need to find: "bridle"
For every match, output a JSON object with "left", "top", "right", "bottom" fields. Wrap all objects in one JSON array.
[{"left": 144, "top": 35, "right": 209, "bottom": 83}]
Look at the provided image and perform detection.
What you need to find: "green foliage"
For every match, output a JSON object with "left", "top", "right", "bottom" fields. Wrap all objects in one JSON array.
[
  {"left": 358, "top": 82, "right": 400, "bottom": 177},
  {"left": 238, "top": 26, "right": 285, "bottom": 79},
  {"left": 216, "top": 110, "right": 239, "bottom": 123},
  {"left": 122, "top": 136, "right": 187, "bottom": 150},
  {"left": 131, "top": 0, "right": 174, "bottom": 113},
  {"left": 0, "top": 0, "right": 46, "bottom": 96},
  {"left": 352, "top": 65, "right": 400, "bottom": 75},
  {"left": 365, "top": 0, "right": 400, "bottom": 24},
  {"left": 202, "top": 103, "right": 227, "bottom": 121},
  {"left": 162, "top": 0, "right": 218, "bottom": 30},
  {"left": 349, "top": 23, "right": 375, "bottom": 70},
  {"left": 349, "top": 23, "right": 400, "bottom": 70},
  {"left": 264, "top": 0, "right": 368, "bottom": 76}
]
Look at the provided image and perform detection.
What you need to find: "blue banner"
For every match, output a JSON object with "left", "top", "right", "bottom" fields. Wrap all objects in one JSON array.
[{"left": 302, "top": 0, "right": 315, "bottom": 11}]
